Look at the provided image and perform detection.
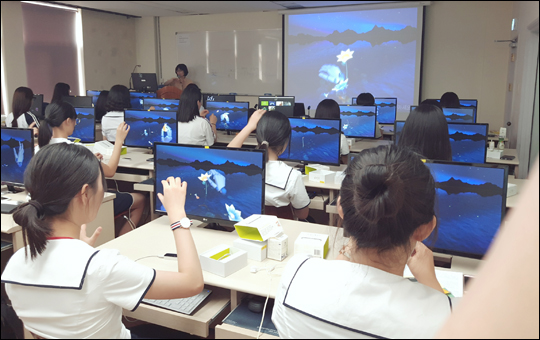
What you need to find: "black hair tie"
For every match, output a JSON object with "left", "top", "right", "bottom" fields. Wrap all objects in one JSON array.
[{"left": 28, "top": 200, "right": 44, "bottom": 216}]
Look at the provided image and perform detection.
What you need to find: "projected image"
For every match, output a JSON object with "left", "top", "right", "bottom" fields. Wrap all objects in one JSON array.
[
  {"left": 143, "top": 98, "right": 180, "bottom": 112},
  {"left": 1, "top": 128, "right": 33, "bottom": 185},
  {"left": 130, "top": 92, "right": 156, "bottom": 110},
  {"left": 286, "top": 8, "right": 419, "bottom": 115},
  {"left": 443, "top": 107, "right": 476, "bottom": 123},
  {"left": 339, "top": 105, "right": 377, "bottom": 138},
  {"left": 206, "top": 101, "right": 249, "bottom": 131},
  {"left": 124, "top": 110, "right": 177, "bottom": 148},
  {"left": 425, "top": 162, "right": 506, "bottom": 258},
  {"left": 394, "top": 120, "right": 406, "bottom": 145},
  {"left": 449, "top": 123, "right": 488, "bottom": 164},
  {"left": 375, "top": 98, "right": 397, "bottom": 124},
  {"left": 70, "top": 108, "right": 95, "bottom": 143},
  {"left": 155, "top": 145, "right": 264, "bottom": 222},
  {"left": 280, "top": 118, "right": 341, "bottom": 165}
]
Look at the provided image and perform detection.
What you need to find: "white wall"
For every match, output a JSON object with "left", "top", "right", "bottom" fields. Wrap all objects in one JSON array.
[{"left": 134, "top": 16, "right": 157, "bottom": 75}]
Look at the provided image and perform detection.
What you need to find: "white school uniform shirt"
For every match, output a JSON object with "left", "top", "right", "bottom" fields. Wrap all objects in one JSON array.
[
  {"left": 177, "top": 116, "right": 215, "bottom": 146},
  {"left": 1, "top": 239, "right": 155, "bottom": 339},
  {"left": 272, "top": 254, "right": 453, "bottom": 339},
  {"left": 340, "top": 133, "right": 350, "bottom": 156},
  {"left": 5, "top": 112, "right": 40, "bottom": 129},
  {"left": 101, "top": 111, "right": 124, "bottom": 142},
  {"left": 265, "top": 161, "right": 310, "bottom": 210}
]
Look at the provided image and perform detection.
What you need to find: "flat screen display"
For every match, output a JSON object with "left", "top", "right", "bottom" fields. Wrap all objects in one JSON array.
[
  {"left": 206, "top": 101, "right": 249, "bottom": 131},
  {"left": 129, "top": 92, "right": 157, "bottom": 110},
  {"left": 448, "top": 123, "right": 488, "bottom": 164},
  {"left": 442, "top": 107, "right": 477, "bottom": 123},
  {"left": 339, "top": 105, "right": 377, "bottom": 138},
  {"left": 123, "top": 110, "right": 177, "bottom": 148},
  {"left": 70, "top": 108, "right": 95, "bottom": 143},
  {"left": 375, "top": 97, "right": 397, "bottom": 124},
  {"left": 258, "top": 96, "right": 295, "bottom": 117},
  {"left": 1, "top": 128, "right": 34, "bottom": 186},
  {"left": 142, "top": 98, "right": 180, "bottom": 112},
  {"left": 393, "top": 120, "right": 406, "bottom": 145}
]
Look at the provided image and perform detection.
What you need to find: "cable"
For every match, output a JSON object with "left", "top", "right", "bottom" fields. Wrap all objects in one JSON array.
[
  {"left": 134, "top": 255, "right": 164, "bottom": 262},
  {"left": 254, "top": 265, "right": 282, "bottom": 339},
  {"left": 114, "top": 179, "right": 135, "bottom": 230}
]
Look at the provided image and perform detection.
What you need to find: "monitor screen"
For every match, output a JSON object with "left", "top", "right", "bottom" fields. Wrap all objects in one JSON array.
[
  {"left": 459, "top": 99, "right": 477, "bottom": 109},
  {"left": 375, "top": 97, "right": 397, "bottom": 124},
  {"left": 1, "top": 127, "right": 34, "bottom": 186},
  {"left": 203, "top": 93, "right": 236, "bottom": 107},
  {"left": 86, "top": 90, "right": 101, "bottom": 106},
  {"left": 142, "top": 98, "right": 180, "bottom": 112},
  {"left": 63, "top": 96, "right": 93, "bottom": 108},
  {"left": 424, "top": 161, "right": 507, "bottom": 259},
  {"left": 347, "top": 152, "right": 359, "bottom": 164},
  {"left": 409, "top": 105, "right": 418, "bottom": 113},
  {"left": 132, "top": 73, "right": 158, "bottom": 93},
  {"left": 442, "top": 107, "right": 476, "bottom": 123},
  {"left": 123, "top": 110, "right": 178, "bottom": 148},
  {"left": 30, "top": 94, "right": 43, "bottom": 119},
  {"left": 393, "top": 120, "right": 406, "bottom": 145},
  {"left": 279, "top": 117, "right": 341, "bottom": 165},
  {"left": 129, "top": 92, "right": 157, "bottom": 110},
  {"left": 154, "top": 144, "right": 265, "bottom": 226},
  {"left": 448, "top": 123, "right": 488, "bottom": 164},
  {"left": 258, "top": 96, "right": 295, "bottom": 117},
  {"left": 70, "top": 108, "right": 95, "bottom": 143},
  {"left": 351, "top": 97, "right": 357, "bottom": 105},
  {"left": 339, "top": 105, "right": 377, "bottom": 138},
  {"left": 206, "top": 101, "right": 249, "bottom": 131}
]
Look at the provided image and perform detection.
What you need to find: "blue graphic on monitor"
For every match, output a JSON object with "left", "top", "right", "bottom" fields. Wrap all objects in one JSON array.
[
  {"left": 1, "top": 128, "right": 33, "bottom": 186},
  {"left": 279, "top": 118, "right": 341, "bottom": 165},
  {"left": 86, "top": 90, "right": 100, "bottom": 106},
  {"left": 443, "top": 107, "right": 476, "bottom": 123},
  {"left": 155, "top": 145, "right": 264, "bottom": 223},
  {"left": 394, "top": 121, "right": 406, "bottom": 145},
  {"left": 448, "top": 123, "right": 488, "bottom": 164},
  {"left": 206, "top": 101, "right": 249, "bottom": 131},
  {"left": 424, "top": 162, "right": 506, "bottom": 258},
  {"left": 124, "top": 110, "right": 177, "bottom": 147},
  {"left": 459, "top": 99, "right": 477, "bottom": 109},
  {"left": 143, "top": 98, "right": 180, "bottom": 112},
  {"left": 375, "top": 98, "right": 397, "bottom": 124},
  {"left": 339, "top": 105, "right": 377, "bottom": 138},
  {"left": 70, "top": 108, "right": 95, "bottom": 143},
  {"left": 130, "top": 92, "right": 156, "bottom": 110}
]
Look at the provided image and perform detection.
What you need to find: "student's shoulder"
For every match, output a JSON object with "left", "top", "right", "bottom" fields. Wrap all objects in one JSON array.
[{"left": 280, "top": 254, "right": 312, "bottom": 286}]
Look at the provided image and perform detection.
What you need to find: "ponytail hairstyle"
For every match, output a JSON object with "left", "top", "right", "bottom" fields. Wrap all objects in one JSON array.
[
  {"left": 177, "top": 83, "right": 202, "bottom": 123},
  {"left": 13, "top": 143, "right": 106, "bottom": 260},
  {"left": 255, "top": 110, "right": 291, "bottom": 163},
  {"left": 339, "top": 144, "right": 437, "bottom": 256},
  {"left": 38, "top": 102, "right": 77, "bottom": 148},
  {"left": 11, "top": 87, "right": 34, "bottom": 128},
  {"left": 105, "top": 85, "right": 131, "bottom": 112},
  {"left": 51, "top": 82, "right": 70, "bottom": 104},
  {"left": 314, "top": 99, "right": 340, "bottom": 120}
]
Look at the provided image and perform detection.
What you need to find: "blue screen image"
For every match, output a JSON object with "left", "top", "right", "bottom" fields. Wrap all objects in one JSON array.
[
  {"left": 448, "top": 123, "right": 488, "bottom": 164},
  {"left": 130, "top": 92, "right": 156, "bottom": 110},
  {"left": 339, "top": 105, "right": 377, "bottom": 138},
  {"left": 443, "top": 107, "right": 476, "bottom": 123},
  {"left": 124, "top": 110, "right": 177, "bottom": 148},
  {"left": 70, "top": 108, "right": 95, "bottom": 143},
  {"left": 424, "top": 162, "right": 506, "bottom": 258},
  {"left": 394, "top": 121, "right": 406, "bottom": 145},
  {"left": 143, "top": 98, "right": 180, "bottom": 112},
  {"left": 1, "top": 128, "right": 33, "bottom": 186},
  {"left": 459, "top": 99, "right": 477, "bottom": 109},
  {"left": 206, "top": 101, "right": 249, "bottom": 131},
  {"left": 279, "top": 118, "right": 341, "bottom": 165},
  {"left": 375, "top": 98, "right": 397, "bottom": 124},
  {"left": 155, "top": 145, "right": 264, "bottom": 223},
  {"left": 87, "top": 90, "right": 100, "bottom": 106}
]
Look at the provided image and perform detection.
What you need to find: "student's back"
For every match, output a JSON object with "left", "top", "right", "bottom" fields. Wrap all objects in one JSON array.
[
  {"left": 6, "top": 87, "right": 40, "bottom": 130},
  {"left": 314, "top": 99, "right": 349, "bottom": 163},
  {"left": 177, "top": 83, "right": 217, "bottom": 146},
  {"left": 101, "top": 85, "right": 131, "bottom": 142}
]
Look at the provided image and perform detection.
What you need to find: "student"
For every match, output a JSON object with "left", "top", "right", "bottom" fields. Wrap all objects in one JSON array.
[
  {"left": 440, "top": 91, "right": 461, "bottom": 108},
  {"left": 94, "top": 90, "right": 109, "bottom": 122},
  {"left": 421, "top": 98, "right": 443, "bottom": 110},
  {"left": 101, "top": 85, "right": 131, "bottom": 142},
  {"left": 50, "top": 82, "right": 70, "bottom": 104},
  {"left": 399, "top": 104, "right": 452, "bottom": 161},
  {"left": 177, "top": 83, "right": 217, "bottom": 146},
  {"left": 163, "top": 63, "right": 194, "bottom": 92},
  {"left": 314, "top": 98, "right": 350, "bottom": 164},
  {"left": 228, "top": 109, "right": 310, "bottom": 220},
  {"left": 272, "top": 144, "right": 451, "bottom": 338},
  {"left": 356, "top": 92, "right": 383, "bottom": 139},
  {"left": 5, "top": 87, "right": 40, "bottom": 133},
  {"left": 0, "top": 143, "right": 203, "bottom": 339},
  {"left": 38, "top": 102, "right": 147, "bottom": 236}
]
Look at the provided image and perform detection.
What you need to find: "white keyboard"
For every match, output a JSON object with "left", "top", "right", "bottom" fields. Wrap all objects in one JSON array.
[{"left": 142, "top": 289, "right": 212, "bottom": 315}]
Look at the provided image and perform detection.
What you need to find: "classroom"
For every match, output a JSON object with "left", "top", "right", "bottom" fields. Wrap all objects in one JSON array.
[{"left": 1, "top": 1, "right": 539, "bottom": 339}]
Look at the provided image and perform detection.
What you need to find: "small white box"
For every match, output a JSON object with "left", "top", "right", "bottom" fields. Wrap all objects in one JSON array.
[
  {"left": 294, "top": 232, "right": 329, "bottom": 259},
  {"left": 234, "top": 214, "right": 283, "bottom": 242},
  {"left": 507, "top": 182, "right": 518, "bottom": 197},
  {"left": 233, "top": 238, "right": 267, "bottom": 262},
  {"left": 487, "top": 149, "right": 503, "bottom": 159},
  {"left": 267, "top": 234, "right": 288, "bottom": 261},
  {"left": 334, "top": 170, "right": 346, "bottom": 185},
  {"left": 499, "top": 127, "right": 507, "bottom": 139},
  {"left": 199, "top": 244, "right": 248, "bottom": 277},
  {"left": 309, "top": 170, "right": 335, "bottom": 184}
]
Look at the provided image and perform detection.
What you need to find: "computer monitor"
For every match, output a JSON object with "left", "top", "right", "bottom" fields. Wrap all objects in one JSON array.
[
  {"left": 1, "top": 127, "right": 34, "bottom": 187},
  {"left": 374, "top": 97, "right": 397, "bottom": 125},
  {"left": 409, "top": 105, "right": 418, "bottom": 113},
  {"left": 62, "top": 96, "right": 93, "bottom": 108},
  {"left": 258, "top": 96, "right": 295, "bottom": 117},
  {"left": 154, "top": 143, "right": 265, "bottom": 226},
  {"left": 132, "top": 73, "right": 158, "bottom": 93},
  {"left": 393, "top": 120, "right": 406, "bottom": 145},
  {"left": 423, "top": 160, "right": 508, "bottom": 259},
  {"left": 86, "top": 90, "right": 101, "bottom": 106},
  {"left": 339, "top": 105, "right": 377, "bottom": 138},
  {"left": 202, "top": 93, "right": 236, "bottom": 107},
  {"left": 206, "top": 101, "right": 249, "bottom": 132},
  {"left": 142, "top": 98, "right": 180, "bottom": 112},
  {"left": 448, "top": 123, "right": 488, "bottom": 164},
  {"left": 29, "top": 94, "right": 44, "bottom": 119},
  {"left": 129, "top": 92, "right": 157, "bottom": 110},
  {"left": 442, "top": 107, "right": 477, "bottom": 123},
  {"left": 123, "top": 110, "right": 178, "bottom": 148},
  {"left": 70, "top": 108, "right": 95, "bottom": 143},
  {"left": 279, "top": 117, "right": 341, "bottom": 166},
  {"left": 459, "top": 99, "right": 478, "bottom": 109},
  {"left": 347, "top": 152, "right": 359, "bottom": 164}
]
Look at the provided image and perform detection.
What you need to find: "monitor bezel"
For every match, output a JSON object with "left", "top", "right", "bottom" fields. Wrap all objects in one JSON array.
[
  {"left": 393, "top": 120, "right": 406, "bottom": 145},
  {"left": 142, "top": 98, "right": 180, "bottom": 112},
  {"left": 202, "top": 93, "right": 236, "bottom": 107},
  {"left": 70, "top": 107, "right": 96, "bottom": 143},
  {"left": 442, "top": 107, "right": 477, "bottom": 124},
  {"left": 152, "top": 142, "right": 266, "bottom": 227},
  {"left": 122, "top": 109, "right": 179, "bottom": 148},
  {"left": 447, "top": 122, "right": 489, "bottom": 164},
  {"left": 374, "top": 97, "right": 397, "bottom": 125},
  {"left": 205, "top": 101, "right": 250, "bottom": 132},
  {"left": 62, "top": 96, "right": 93, "bottom": 108},
  {"left": 258, "top": 96, "right": 296, "bottom": 117},
  {"left": 423, "top": 159, "right": 509, "bottom": 259},
  {"left": 1, "top": 127, "right": 34, "bottom": 187},
  {"left": 131, "top": 73, "right": 158, "bottom": 93},
  {"left": 30, "top": 94, "right": 44, "bottom": 119},
  {"left": 459, "top": 99, "right": 478, "bottom": 109},
  {"left": 339, "top": 104, "right": 378, "bottom": 139}
]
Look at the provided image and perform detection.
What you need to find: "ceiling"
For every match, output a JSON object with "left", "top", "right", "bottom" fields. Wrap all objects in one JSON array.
[{"left": 48, "top": 1, "right": 405, "bottom": 17}]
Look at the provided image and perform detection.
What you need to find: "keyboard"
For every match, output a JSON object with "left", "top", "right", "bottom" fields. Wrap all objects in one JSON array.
[
  {"left": 1, "top": 203, "right": 19, "bottom": 214},
  {"left": 142, "top": 289, "right": 212, "bottom": 315}
]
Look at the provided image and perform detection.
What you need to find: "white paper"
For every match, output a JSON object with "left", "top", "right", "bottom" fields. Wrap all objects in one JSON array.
[
  {"left": 176, "top": 33, "right": 190, "bottom": 47},
  {"left": 403, "top": 265, "right": 464, "bottom": 297}
]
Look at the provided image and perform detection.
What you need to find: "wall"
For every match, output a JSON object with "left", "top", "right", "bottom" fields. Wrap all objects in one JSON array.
[{"left": 134, "top": 16, "right": 157, "bottom": 75}]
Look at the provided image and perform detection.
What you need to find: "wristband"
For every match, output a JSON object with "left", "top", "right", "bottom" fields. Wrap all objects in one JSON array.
[
  {"left": 171, "top": 217, "right": 192, "bottom": 230},
  {"left": 171, "top": 221, "right": 182, "bottom": 231}
]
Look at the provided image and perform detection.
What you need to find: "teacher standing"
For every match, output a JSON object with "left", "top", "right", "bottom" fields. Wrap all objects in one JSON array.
[{"left": 163, "top": 64, "right": 194, "bottom": 91}]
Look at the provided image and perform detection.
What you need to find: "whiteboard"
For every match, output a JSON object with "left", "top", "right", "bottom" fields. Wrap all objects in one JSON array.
[{"left": 175, "top": 29, "right": 282, "bottom": 96}]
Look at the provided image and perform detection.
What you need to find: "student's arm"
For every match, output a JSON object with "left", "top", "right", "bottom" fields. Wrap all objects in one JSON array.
[
  {"left": 145, "top": 177, "right": 204, "bottom": 299},
  {"left": 407, "top": 242, "right": 445, "bottom": 294},
  {"left": 290, "top": 174, "right": 311, "bottom": 220},
  {"left": 227, "top": 109, "right": 266, "bottom": 148},
  {"left": 208, "top": 114, "right": 218, "bottom": 143},
  {"left": 101, "top": 122, "right": 130, "bottom": 178},
  {"left": 294, "top": 206, "right": 309, "bottom": 220},
  {"left": 163, "top": 77, "right": 177, "bottom": 87}
]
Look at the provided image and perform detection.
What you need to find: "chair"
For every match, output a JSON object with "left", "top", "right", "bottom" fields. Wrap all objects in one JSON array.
[
  {"left": 293, "top": 102, "right": 306, "bottom": 117},
  {"left": 265, "top": 205, "right": 295, "bottom": 220},
  {"left": 157, "top": 86, "right": 182, "bottom": 99}
]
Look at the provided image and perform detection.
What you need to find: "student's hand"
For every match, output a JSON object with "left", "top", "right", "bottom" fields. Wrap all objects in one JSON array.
[
  {"left": 407, "top": 242, "right": 441, "bottom": 290},
  {"left": 209, "top": 114, "right": 217, "bottom": 125},
  {"left": 157, "top": 177, "right": 187, "bottom": 222},
  {"left": 116, "top": 122, "right": 130, "bottom": 143},
  {"left": 80, "top": 224, "right": 102, "bottom": 247},
  {"left": 28, "top": 122, "right": 39, "bottom": 137},
  {"left": 94, "top": 153, "right": 104, "bottom": 161},
  {"left": 149, "top": 106, "right": 156, "bottom": 111},
  {"left": 247, "top": 109, "right": 266, "bottom": 131},
  {"left": 200, "top": 109, "right": 209, "bottom": 117}
]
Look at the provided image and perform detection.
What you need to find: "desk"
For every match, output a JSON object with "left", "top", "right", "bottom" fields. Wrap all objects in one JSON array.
[
  {"left": 380, "top": 125, "right": 395, "bottom": 136},
  {"left": 486, "top": 148, "right": 519, "bottom": 166},
  {"left": 214, "top": 131, "right": 258, "bottom": 147},
  {"left": 350, "top": 139, "right": 393, "bottom": 153},
  {"left": 507, "top": 176, "right": 526, "bottom": 209}
]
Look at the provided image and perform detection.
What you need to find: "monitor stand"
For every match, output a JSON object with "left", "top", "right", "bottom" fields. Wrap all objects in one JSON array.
[
  {"left": 201, "top": 223, "right": 235, "bottom": 232},
  {"left": 433, "top": 254, "right": 453, "bottom": 269},
  {"left": 6, "top": 185, "right": 25, "bottom": 194}
]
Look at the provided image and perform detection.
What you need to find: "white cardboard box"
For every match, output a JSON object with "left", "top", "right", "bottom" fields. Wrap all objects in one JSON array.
[
  {"left": 486, "top": 149, "right": 503, "bottom": 159},
  {"left": 234, "top": 214, "right": 283, "bottom": 242},
  {"left": 294, "top": 232, "right": 329, "bottom": 259},
  {"left": 267, "top": 234, "right": 288, "bottom": 261},
  {"left": 199, "top": 244, "right": 248, "bottom": 277},
  {"left": 334, "top": 170, "right": 346, "bottom": 185},
  {"left": 309, "top": 170, "right": 335, "bottom": 184},
  {"left": 233, "top": 238, "right": 267, "bottom": 262},
  {"left": 507, "top": 182, "right": 518, "bottom": 197}
]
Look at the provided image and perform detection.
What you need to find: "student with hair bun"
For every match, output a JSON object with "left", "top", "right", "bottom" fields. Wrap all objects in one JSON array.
[
  {"left": 228, "top": 109, "right": 310, "bottom": 220},
  {"left": 1, "top": 143, "right": 203, "bottom": 339},
  {"left": 273, "top": 145, "right": 452, "bottom": 338}
]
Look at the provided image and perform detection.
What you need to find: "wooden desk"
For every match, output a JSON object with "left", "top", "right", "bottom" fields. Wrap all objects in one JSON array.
[
  {"left": 214, "top": 131, "right": 258, "bottom": 147},
  {"left": 486, "top": 148, "right": 519, "bottom": 166}
]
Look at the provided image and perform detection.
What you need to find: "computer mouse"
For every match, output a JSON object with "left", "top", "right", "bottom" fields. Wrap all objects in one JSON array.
[{"left": 248, "top": 299, "right": 265, "bottom": 313}]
